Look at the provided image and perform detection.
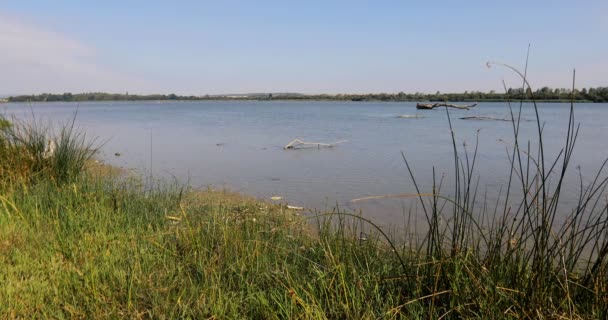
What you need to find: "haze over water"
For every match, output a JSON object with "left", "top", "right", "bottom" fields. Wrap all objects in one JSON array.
[{"left": 4, "top": 101, "right": 608, "bottom": 228}]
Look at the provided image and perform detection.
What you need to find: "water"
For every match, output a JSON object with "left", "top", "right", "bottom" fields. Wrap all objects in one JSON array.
[{"left": 3, "top": 101, "right": 608, "bottom": 228}]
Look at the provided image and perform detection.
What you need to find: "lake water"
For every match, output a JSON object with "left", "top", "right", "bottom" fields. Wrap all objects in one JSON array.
[{"left": 3, "top": 101, "right": 608, "bottom": 229}]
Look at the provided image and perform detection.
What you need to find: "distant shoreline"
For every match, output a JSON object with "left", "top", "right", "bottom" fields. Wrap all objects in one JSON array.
[
  {"left": 2, "top": 98, "right": 601, "bottom": 104},
  {"left": 5, "top": 88, "right": 607, "bottom": 103}
]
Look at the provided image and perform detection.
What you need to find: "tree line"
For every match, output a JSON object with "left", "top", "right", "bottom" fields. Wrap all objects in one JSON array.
[
  {"left": 6, "top": 87, "right": 608, "bottom": 103},
  {"left": 6, "top": 92, "right": 197, "bottom": 102}
]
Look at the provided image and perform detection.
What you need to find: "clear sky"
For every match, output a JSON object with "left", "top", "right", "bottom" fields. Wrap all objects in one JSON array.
[{"left": 1, "top": 1, "right": 606, "bottom": 95}]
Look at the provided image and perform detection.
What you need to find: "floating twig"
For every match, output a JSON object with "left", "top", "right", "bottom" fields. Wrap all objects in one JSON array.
[
  {"left": 284, "top": 139, "right": 347, "bottom": 149},
  {"left": 460, "top": 116, "right": 511, "bottom": 121},
  {"left": 396, "top": 114, "right": 425, "bottom": 119},
  {"left": 460, "top": 116, "right": 533, "bottom": 122},
  {"left": 351, "top": 193, "right": 433, "bottom": 203},
  {"left": 416, "top": 102, "right": 478, "bottom": 110}
]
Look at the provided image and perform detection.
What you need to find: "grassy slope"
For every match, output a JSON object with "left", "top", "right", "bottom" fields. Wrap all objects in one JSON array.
[
  {"left": 0, "top": 177, "right": 406, "bottom": 319},
  {"left": 2, "top": 174, "right": 605, "bottom": 319}
]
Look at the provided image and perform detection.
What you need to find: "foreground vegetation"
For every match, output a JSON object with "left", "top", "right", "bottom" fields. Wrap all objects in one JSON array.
[
  {"left": 1, "top": 73, "right": 608, "bottom": 318},
  {"left": 5, "top": 85, "right": 608, "bottom": 103}
]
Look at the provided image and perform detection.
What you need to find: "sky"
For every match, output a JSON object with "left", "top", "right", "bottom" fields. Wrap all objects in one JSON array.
[{"left": 1, "top": 1, "right": 607, "bottom": 95}]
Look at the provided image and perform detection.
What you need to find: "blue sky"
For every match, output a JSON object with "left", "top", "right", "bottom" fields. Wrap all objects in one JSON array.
[{"left": 1, "top": 1, "right": 606, "bottom": 95}]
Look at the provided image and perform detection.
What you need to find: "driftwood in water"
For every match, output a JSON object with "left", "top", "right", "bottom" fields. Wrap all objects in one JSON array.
[
  {"left": 396, "top": 114, "right": 425, "bottom": 119},
  {"left": 460, "top": 116, "right": 533, "bottom": 122},
  {"left": 416, "top": 102, "right": 478, "bottom": 110},
  {"left": 460, "top": 116, "right": 511, "bottom": 121},
  {"left": 284, "top": 139, "right": 347, "bottom": 149},
  {"left": 351, "top": 193, "right": 434, "bottom": 203}
]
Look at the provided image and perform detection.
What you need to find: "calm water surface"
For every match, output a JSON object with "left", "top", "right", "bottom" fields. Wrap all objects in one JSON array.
[{"left": 4, "top": 101, "right": 608, "bottom": 228}]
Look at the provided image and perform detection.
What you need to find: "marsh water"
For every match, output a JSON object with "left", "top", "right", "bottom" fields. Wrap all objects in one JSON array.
[{"left": 3, "top": 101, "right": 608, "bottom": 229}]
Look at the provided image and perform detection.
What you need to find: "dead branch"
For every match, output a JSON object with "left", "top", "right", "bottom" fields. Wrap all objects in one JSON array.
[
  {"left": 284, "top": 139, "right": 347, "bottom": 149},
  {"left": 396, "top": 114, "right": 425, "bottom": 119},
  {"left": 460, "top": 116, "right": 532, "bottom": 122},
  {"left": 351, "top": 193, "right": 433, "bottom": 203},
  {"left": 416, "top": 103, "right": 478, "bottom": 110},
  {"left": 287, "top": 205, "right": 304, "bottom": 210},
  {"left": 460, "top": 116, "right": 511, "bottom": 121}
]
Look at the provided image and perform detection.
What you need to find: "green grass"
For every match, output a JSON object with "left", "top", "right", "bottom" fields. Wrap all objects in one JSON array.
[
  {"left": 0, "top": 113, "right": 96, "bottom": 185},
  {"left": 1, "top": 174, "right": 605, "bottom": 319},
  {"left": 0, "top": 177, "right": 406, "bottom": 318},
  {"left": 1, "top": 65, "right": 608, "bottom": 320}
]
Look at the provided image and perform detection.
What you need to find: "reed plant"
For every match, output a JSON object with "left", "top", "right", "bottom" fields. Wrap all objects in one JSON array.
[
  {"left": 0, "top": 112, "right": 96, "bottom": 184},
  {"left": 394, "top": 64, "right": 608, "bottom": 318}
]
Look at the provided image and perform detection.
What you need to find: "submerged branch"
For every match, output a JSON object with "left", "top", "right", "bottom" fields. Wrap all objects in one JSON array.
[
  {"left": 284, "top": 139, "right": 347, "bottom": 149},
  {"left": 351, "top": 193, "right": 434, "bottom": 203},
  {"left": 416, "top": 103, "right": 478, "bottom": 110},
  {"left": 460, "top": 116, "right": 513, "bottom": 121}
]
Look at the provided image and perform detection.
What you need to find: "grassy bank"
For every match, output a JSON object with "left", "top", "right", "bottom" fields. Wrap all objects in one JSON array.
[{"left": 1, "top": 86, "right": 608, "bottom": 320}]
